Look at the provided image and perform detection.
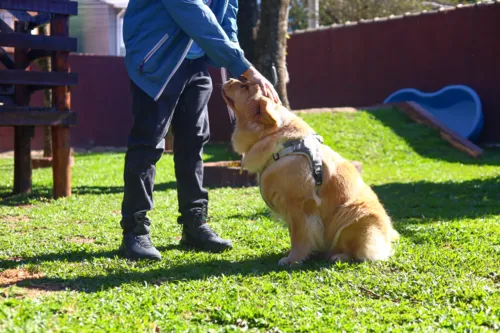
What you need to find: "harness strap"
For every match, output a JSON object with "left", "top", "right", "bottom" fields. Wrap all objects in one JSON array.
[
  {"left": 258, "top": 133, "right": 324, "bottom": 210},
  {"left": 272, "top": 133, "right": 324, "bottom": 186}
]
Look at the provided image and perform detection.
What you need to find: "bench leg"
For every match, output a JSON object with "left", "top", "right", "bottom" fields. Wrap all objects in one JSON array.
[
  {"left": 51, "top": 126, "right": 71, "bottom": 199},
  {"left": 51, "top": 14, "right": 72, "bottom": 199},
  {"left": 13, "top": 126, "right": 34, "bottom": 194}
]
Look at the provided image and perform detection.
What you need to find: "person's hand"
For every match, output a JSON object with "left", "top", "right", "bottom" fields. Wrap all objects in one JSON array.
[{"left": 242, "top": 66, "right": 281, "bottom": 104}]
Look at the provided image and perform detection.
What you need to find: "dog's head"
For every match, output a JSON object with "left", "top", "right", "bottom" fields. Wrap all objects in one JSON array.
[
  {"left": 222, "top": 78, "right": 284, "bottom": 154},
  {"left": 222, "top": 78, "right": 281, "bottom": 129}
]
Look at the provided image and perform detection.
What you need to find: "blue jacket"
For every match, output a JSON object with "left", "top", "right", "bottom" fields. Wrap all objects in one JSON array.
[{"left": 123, "top": 0, "right": 252, "bottom": 101}]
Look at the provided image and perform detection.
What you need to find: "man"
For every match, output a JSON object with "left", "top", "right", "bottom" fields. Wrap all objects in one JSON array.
[{"left": 119, "top": 0, "right": 280, "bottom": 260}]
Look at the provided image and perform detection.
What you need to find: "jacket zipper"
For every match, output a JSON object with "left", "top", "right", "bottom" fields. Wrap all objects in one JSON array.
[
  {"left": 154, "top": 39, "right": 194, "bottom": 101},
  {"left": 139, "top": 32, "right": 170, "bottom": 73}
]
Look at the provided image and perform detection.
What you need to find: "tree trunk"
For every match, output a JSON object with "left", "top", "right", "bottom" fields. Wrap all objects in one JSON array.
[
  {"left": 37, "top": 24, "right": 52, "bottom": 158},
  {"left": 237, "top": 0, "right": 259, "bottom": 63},
  {"left": 254, "top": 0, "right": 291, "bottom": 109}
]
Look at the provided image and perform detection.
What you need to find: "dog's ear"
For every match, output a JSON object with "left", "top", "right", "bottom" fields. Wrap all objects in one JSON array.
[{"left": 257, "top": 97, "right": 279, "bottom": 126}]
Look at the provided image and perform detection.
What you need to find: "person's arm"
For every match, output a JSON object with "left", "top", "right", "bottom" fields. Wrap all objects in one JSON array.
[
  {"left": 221, "top": 0, "right": 239, "bottom": 45},
  {"left": 161, "top": 0, "right": 250, "bottom": 77},
  {"left": 163, "top": 0, "right": 279, "bottom": 103}
]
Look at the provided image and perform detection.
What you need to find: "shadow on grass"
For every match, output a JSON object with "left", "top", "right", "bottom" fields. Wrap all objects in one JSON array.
[
  {"left": 372, "top": 176, "right": 500, "bottom": 222},
  {"left": 226, "top": 209, "right": 271, "bottom": 221},
  {"left": 203, "top": 143, "right": 239, "bottom": 163},
  {"left": 0, "top": 244, "right": 180, "bottom": 270},
  {"left": 2, "top": 175, "right": 498, "bottom": 222},
  {"left": 0, "top": 181, "right": 178, "bottom": 206},
  {"left": 1, "top": 177, "right": 498, "bottom": 292},
  {"left": 368, "top": 108, "right": 500, "bottom": 166},
  {"left": 0, "top": 250, "right": 336, "bottom": 293},
  {"left": 69, "top": 143, "right": 239, "bottom": 162},
  {"left": 0, "top": 181, "right": 257, "bottom": 207}
]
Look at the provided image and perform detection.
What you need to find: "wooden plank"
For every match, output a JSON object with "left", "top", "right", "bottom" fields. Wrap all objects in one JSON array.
[
  {"left": 51, "top": 14, "right": 72, "bottom": 199},
  {"left": 0, "top": 18, "right": 13, "bottom": 33},
  {"left": 37, "top": 24, "right": 53, "bottom": 158},
  {"left": 0, "top": 69, "right": 78, "bottom": 87},
  {"left": 7, "top": 10, "right": 32, "bottom": 23},
  {"left": 13, "top": 126, "right": 33, "bottom": 193},
  {"left": 13, "top": 21, "right": 32, "bottom": 195},
  {"left": 0, "top": 47, "right": 14, "bottom": 69},
  {"left": 0, "top": 33, "right": 77, "bottom": 52},
  {"left": 0, "top": 108, "right": 77, "bottom": 126},
  {"left": 7, "top": 11, "right": 51, "bottom": 29},
  {"left": 394, "top": 102, "right": 484, "bottom": 158},
  {"left": 0, "top": 0, "right": 78, "bottom": 15}
]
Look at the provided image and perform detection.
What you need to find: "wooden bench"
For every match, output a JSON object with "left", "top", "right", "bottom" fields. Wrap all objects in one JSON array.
[{"left": 0, "top": 0, "right": 78, "bottom": 198}]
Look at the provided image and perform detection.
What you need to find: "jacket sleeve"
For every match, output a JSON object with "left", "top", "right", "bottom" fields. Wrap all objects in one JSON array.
[
  {"left": 221, "top": 0, "right": 239, "bottom": 44},
  {"left": 161, "top": 0, "right": 251, "bottom": 77}
]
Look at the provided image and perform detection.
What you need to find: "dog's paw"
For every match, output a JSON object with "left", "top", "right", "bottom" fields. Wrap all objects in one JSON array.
[
  {"left": 329, "top": 253, "right": 351, "bottom": 263},
  {"left": 278, "top": 256, "right": 303, "bottom": 266}
]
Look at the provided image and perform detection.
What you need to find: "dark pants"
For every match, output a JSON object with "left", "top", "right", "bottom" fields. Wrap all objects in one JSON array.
[{"left": 120, "top": 57, "right": 212, "bottom": 233}]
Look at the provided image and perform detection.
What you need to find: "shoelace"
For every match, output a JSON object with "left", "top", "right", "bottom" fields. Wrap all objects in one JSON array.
[
  {"left": 198, "top": 224, "right": 219, "bottom": 238},
  {"left": 136, "top": 234, "right": 153, "bottom": 248}
]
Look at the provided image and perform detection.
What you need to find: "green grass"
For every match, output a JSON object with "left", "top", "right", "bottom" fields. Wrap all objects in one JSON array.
[{"left": 1, "top": 108, "right": 499, "bottom": 332}]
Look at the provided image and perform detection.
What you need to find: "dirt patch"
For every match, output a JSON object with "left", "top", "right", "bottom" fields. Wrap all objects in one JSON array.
[
  {"left": 7, "top": 204, "right": 36, "bottom": 210},
  {"left": 7, "top": 257, "right": 24, "bottom": 262},
  {"left": 68, "top": 236, "right": 96, "bottom": 244},
  {"left": 1, "top": 215, "right": 30, "bottom": 223},
  {"left": 0, "top": 268, "right": 65, "bottom": 298},
  {"left": 1, "top": 215, "right": 30, "bottom": 229},
  {"left": 0, "top": 268, "right": 45, "bottom": 287}
]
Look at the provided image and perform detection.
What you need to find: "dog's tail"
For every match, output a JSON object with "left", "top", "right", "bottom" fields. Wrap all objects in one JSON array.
[{"left": 390, "top": 228, "right": 400, "bottom": 242}]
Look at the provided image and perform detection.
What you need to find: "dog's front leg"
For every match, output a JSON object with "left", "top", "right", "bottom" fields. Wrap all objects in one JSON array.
[{"left": 278, "top": 210, "right": 312, "bottom": 266}]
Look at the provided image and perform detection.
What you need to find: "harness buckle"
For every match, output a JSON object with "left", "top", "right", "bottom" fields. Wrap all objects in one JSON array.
[{"left": 314, "top": 166, "right": 323, "bottom": 186}]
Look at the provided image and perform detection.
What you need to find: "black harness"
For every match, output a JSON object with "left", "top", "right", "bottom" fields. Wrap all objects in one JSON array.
[{"left": 259, "top": 133, "right": 324, "bottom": 208}]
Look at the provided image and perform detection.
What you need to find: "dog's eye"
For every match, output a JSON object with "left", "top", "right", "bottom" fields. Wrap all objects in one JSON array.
[{"left": 241, "top": 85, "right": 249, "bottom": 90}]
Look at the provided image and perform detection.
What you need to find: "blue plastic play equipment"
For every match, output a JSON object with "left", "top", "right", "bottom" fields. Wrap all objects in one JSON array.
[{"left": 384, "top": 85, "right": 483, "bottom": 142}]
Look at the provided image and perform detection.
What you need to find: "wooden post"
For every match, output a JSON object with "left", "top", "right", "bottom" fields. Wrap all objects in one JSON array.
[
  {"left": 50, "top": 14, "right": 72, "bottom": 198},
  {"left": 37, "top": 24, "right": 52, "bottom": 158},
  {"left": 165, "top": 128, "right": 174, "bottom": 153},
  {"left": 13, "top": 21, "right": 33, "bottom": 194}
]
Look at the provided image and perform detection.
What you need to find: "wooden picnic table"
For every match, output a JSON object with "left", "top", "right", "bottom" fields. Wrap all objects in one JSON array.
[{"left": 0, "top": 0, "right": 78, "bottom": 198}]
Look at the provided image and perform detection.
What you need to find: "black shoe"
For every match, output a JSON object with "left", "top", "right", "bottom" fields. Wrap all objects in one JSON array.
[
  {"left": 180, "top": 224, "right": 233, "bottom": 253},
  {"left": 178, "top": 209, "right": 233, "bottom": 253},
  {"left": 119, "top": 232, "right": 162, "bottom": 261},
  {"left": 119, "top": 212, "right": 161, "bottom": 261}
]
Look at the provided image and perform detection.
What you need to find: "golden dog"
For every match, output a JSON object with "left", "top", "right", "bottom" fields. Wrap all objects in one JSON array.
[{"left": 222, "top": 78, "right": 399, "bottom": 266}]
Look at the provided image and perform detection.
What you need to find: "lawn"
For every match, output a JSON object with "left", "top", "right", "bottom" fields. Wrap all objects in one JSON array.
[{"left": 1, "top": 108, "right": 499, "bottom": 332}]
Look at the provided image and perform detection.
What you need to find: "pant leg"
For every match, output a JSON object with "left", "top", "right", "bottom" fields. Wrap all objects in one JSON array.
[
  {"left": 120, "top": 63, "right": 188, "bottom": 233},
  {"left": 171, "top": 57, "right": 212, "bottom": 218}
]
